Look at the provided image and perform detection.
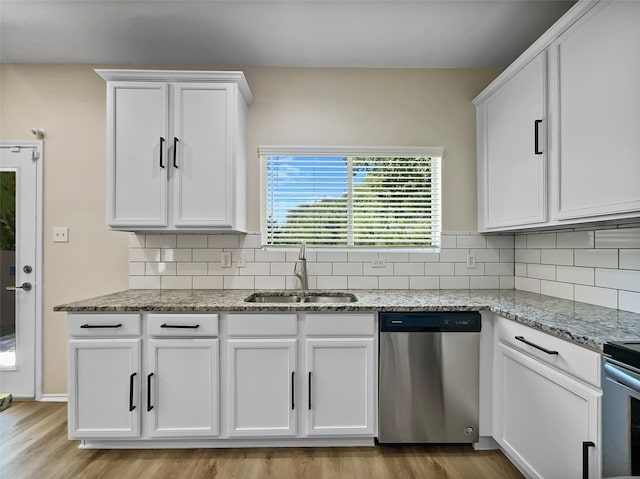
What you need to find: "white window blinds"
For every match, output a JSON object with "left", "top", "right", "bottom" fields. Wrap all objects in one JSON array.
[{"left": 260, "top": 147, "right": 442, "bottom": 249}]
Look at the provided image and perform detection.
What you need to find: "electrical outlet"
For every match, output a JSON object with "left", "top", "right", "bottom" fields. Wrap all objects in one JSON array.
[
  {"left": 237, "top": 255, "right": 247, "bottom": 268},
  {"left": 466, "top": 253, "right": 476, "bottom": 269},
  {"left": 371, "top": 258, "right": 387, "bottom": 268},
  {"left": 53, "top": 227, "right": 69, "bottom": 243},
  {"left": 221, "top": 252, "right": 232, "bottom": 268}
]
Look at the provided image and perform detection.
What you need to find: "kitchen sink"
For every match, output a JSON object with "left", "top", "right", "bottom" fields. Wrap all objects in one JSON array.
[{"left": 244, "top": 292, "right": 358, "bottom": 303}]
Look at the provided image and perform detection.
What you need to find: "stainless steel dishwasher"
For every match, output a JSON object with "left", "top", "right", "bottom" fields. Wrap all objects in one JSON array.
[{"left": 378, "top": 311, "right": 481, "bottom": 443}]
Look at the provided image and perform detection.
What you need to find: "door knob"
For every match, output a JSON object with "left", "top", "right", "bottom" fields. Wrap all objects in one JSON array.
[{"left": 6, "top": 282, "right": 32, "bottom": 292}]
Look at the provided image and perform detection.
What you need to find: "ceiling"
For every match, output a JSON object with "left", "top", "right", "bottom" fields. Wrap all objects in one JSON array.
[{"left": 0, "top": 0, "right": 576, "bottom": 68}]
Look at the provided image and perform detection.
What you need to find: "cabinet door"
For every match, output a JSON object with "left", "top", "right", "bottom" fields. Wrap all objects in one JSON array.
[
  {"left": 480, "top": 52, "right": 546, "bottom": 229},
  {"left": 305, "top": 338, "right": 375, "bottom": 436},
  {"left": 172, "top": 83, "right": 235, "bottom": 228},
  {"left": 227, "top": 339, "right": 297, "bottom": 437},
  {"left": 551, "top": 1, "right": 640, "bottom": 220},
  {"left": 146, "top": 339, "right": 219, "bottom": 438},
  {"left": 68, "top": 339, "right": 141, "bottom": 438},
  {"left": 107, "top": 82, "right": 168, "bottom": 228},
  {"left": 494, "top": 343, "right": 600, "bottom": 479}
]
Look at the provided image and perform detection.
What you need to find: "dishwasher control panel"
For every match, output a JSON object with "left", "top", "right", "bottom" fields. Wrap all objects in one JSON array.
[{"left": 379, "top": 311, "right": 481, "bottom": 332}]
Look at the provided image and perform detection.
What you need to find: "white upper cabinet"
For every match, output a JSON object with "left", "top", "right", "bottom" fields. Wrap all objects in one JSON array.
[
  {"left": 97, "top": 70, "right": 252, "bottom": 232},
  {"left": 474, "top": 0, "right": 640, "bottom": 232},
  {"left": 477, "top": 52, "right": 546, "bottom": 230},
  {"left": 549, "top": 0, "right": 640, "bottom": 220}
]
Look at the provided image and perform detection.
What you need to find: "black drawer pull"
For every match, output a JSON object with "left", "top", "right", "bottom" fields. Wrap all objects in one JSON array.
[
  {"left": 129, "top": 373, "right": 137, "bottom": 412},
  {"left": 173, "top": 137, "right": 179, "bottom": 168},
  {"left": 147, "top": 373, "right": 154, "bottom": 412},
  {"left": 534, "top": 119, "right": 543, "bottom": 155},
  {"left": 160, "top": 324, "right": 200, "bottom": 329},
  {"left": 80, "top": 323, "right": 122, "bottom": 329},
  {"left": 291, "top": 371, "right": 295, "bottom": 410},
  {"left": 308, "top": 371, "right": 312, "bottom": 410},
  {"left": 159, "top": 137, "right": 165, "bottom": 168},
  {"left": 515, "top": 336, "right": 559, "bottom": 355},
  {"left": 582, "top": 441, "right": 595, "bottom": 479}
]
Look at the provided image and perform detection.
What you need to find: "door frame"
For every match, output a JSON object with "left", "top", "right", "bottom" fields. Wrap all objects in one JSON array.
[{"left": 0, "top": 140, "right": 43, "bottom": 399}]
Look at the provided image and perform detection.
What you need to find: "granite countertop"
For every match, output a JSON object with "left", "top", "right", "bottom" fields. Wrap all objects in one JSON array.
[{"left": 55, "top": 289, "right": 640, "bottom": 351}]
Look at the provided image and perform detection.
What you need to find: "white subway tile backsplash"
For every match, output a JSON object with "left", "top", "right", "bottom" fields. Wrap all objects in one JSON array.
[
  {"left": 409, "top": 252, "right": 440, "bottom": 262},
  {"left": 130, "top": 234, "right": 145, "bottom": 248},
  {"left": 317, "top": 276, "right": 347, "bottom": 289},
  {"left": 347, "top": 251, "right": 377, "bottom": 262},
  {"left": 499, "top": 276, "right": 515, "bottom": 289},
  {"left": 515, "top": 276, "right": 541, "bottom": 294},
  {"left": 515, "top": 235, "right": 527, "bottom": 249},
  {"left": 287, "top": 250, "right": 317, "bottom": 262},
  {"left": 177, "top": 262, "right": 207, "bottom": 276},
  {"left": 238, "top": 234, "right": 262, "bottom": 249},
  {"left": 410, "top": 276, "right": 440, "bottom": 290},
  {"left": 231, "top": 249, "right": 255, "bottom": 263},
  {"left": 162, "top": 248, "right": 193, "bottom": 262},
  {"left": 440, "top": 249, "right": 468, "bottom": 262},
  {"left": 130, "top": 275, "right": 160, "bottom": 289},
  {"left": 425, "top": 263, "right": 454, "bottom": 276},
  {"left": 499, "top": 249, "right": 515, "bottom": 263},
  {"left": 596, "top": 268, "right": 640, "bottom": 293},
  {"left": 556, "top": 266, "right": 594, "bottom": 286},
  {"left": 619, "top": 290, "right": 640, "bottom": 314},
  {"left": 556, "top": 231, "right": 594, "bottom": 249},
  {"left": 455, "top": 263, "right": 485, "bottom": 276},
  {"left": 456, "top": 235, "right": 487, "bottom": 249},
  {"left": 440, "top": 276, "right": 469, "bottom": 289},
  {"left": 146, "top": 235, "right": 177, "bottom": 249},
  {"left": 129, "top": 262, "right": 146, "bottom": 276},
  {"left": 161, "top": 276, "right": 192, "bottom": 289},
  {"left": 515, "top": 249, "right": 541, "bottom": 264},
  {"left": 192, "top": 249, "right": 222, "bottom": 262},
  {"left": 540, "top": 249, "right": 574, "bottom": 266},
  {"left": 595, "top": 227, "right": 640, "bottom": 249},
  {"left": 208, "top": 235, "right": 239, "bottom": 249},
  {"left": 146, "top": 262, "right": 177, "bottom": 276},
  {"left": 130, "top": 248, "right": 161, "bottom": 262},
  {"left": 574, "top": 249, "right": 618, "bottom": 268},
  {"left": 515, "top": 263, "right": 527, "bottom": 276},
  {"left": 223, "top": 276, "right": 255, "bottom": 290},
  {"left": 193, "top": 276, "right": 224, "bottom": 289},
  {"left": 620, "top": 250, "right": 640, "bottom": 270},
  {"left": 239, "top": 262, "right": 271, "bottom": 276},
  {"left": 379, "top": 276, "right": 409, "bottom": 289},
  {"left": 254, "top": 249, "right": 287, "bottom": 262},
  {"left": 485, "top": 262, "right": 514, "bottom": 276},
  {"left": 317, "top": 251, "right": 348, "bottom": 262},
  {"left": 348, "top": 276, "right": 379, "bottom": 289},
  {"left": 255, "top": 276, "right": 286, "bottom": 290},
  {"left": 379, "top": 252, "right": 409, "bottom": 262},
  {"left": 540, "top": 280, "right": 574, "bottom": 301},
  {"left": 527, "top": 264, "right": 556, "bottom": 281},
  {"left": 526, "top": 233, "right": 556, "bottom": 249},
  {"left": 440, "top": 235, "right": 457, "bottom": 248},
  {"left": 486, "top": 235, "right": 515, "bottom": 248},
  {"left": 308, "top": 263, "right": 333, "bottom": 276},
  {"left": 208, "top": 263, "right": 239, "bottom": 276},
  {"left": 574, "top": 285, "right": 617, "bottom": 309},
  {"left": 332, "top": 262, "right": 363, "bottom": 276},
  {"left": 470, "top": 276, "right": 499, "bottom": 289},
  {"left": 364, "top": 262, "right": 394, "bottom": 276},
  {"left": 270, "top": 262, "right": 295, "bottom": 276},
  {"left": 394, "top": 263, "right": 424, "bottom": 276},
  {"left": 472, "top": 248, "right": 500, "bottom": 262},
  {"left": 176, "top": 235, "right": 207, "bottom": 248}
]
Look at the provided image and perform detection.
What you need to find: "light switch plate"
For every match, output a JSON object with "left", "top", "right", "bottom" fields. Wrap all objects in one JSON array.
[
  {"left": 53, "top": 227, "right": 69, "bottom": 243},
  {"left": 237, "top": 255, "right": 247, "bottom": 268},
  {"left": 371, "top": 258, "right": 386, "bottom": 268},
  {"left": 221, "top": 252, "right": 232, "bottom": 268}
]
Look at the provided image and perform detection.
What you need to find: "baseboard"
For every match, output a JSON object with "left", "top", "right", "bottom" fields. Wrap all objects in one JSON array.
[
  {"left": 474, "top": 436, "right": 500, "bottom": 450},
  {"left": 40, "top": 394, "right": 68, "bottom": 403}
]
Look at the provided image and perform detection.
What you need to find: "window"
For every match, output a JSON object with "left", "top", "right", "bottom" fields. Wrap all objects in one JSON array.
[{"left": 259, "top": 146, "right": 442, "bottom": 249}]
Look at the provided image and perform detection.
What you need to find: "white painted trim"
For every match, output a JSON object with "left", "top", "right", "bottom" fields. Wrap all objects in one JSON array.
[
  {"left": 79, "top": 437, "right": 375, "bottom": 449},
  {"left": 95, "top": 69, "right": 253, "bottom": 104},
  {"left": 258, "top": 145, "right": 444, "bottom": 158},
  {"left": 41, "top": 394, "right": 68, "bottom": 403}
]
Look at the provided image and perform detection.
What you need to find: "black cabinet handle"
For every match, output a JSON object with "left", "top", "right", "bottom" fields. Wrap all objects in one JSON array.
[
  {"left": 308, "top": 371, "right": 312, "bottom": 410},
  {"left": 129, "top": 373, "right": 137, "bottom": 412},
  {"left": 159, "top": 137, "right": 165, "bottom": 168},
  {"left": 515, "top": 336, "right": 559, "bottom": 355},
  {"left": 80, "top": 323, "right": 122, "bottom": 329},
  {"left": 582, "top": 441, "right": 595, "bottom": 479},
  {"left": 147, "top": 373, "right": 154, "bottom": 412},
  {"left": 173, "top": 137, "right": 179, "bottom": 168},
  {"left": 291, "top": 371, "right": 295, "bottom": 410},
  {"left": 534, "top": 119, "right": 543, "bottom": 155},
  {"left": 160, "top": 323, "right": 199, "bottom": 329}
]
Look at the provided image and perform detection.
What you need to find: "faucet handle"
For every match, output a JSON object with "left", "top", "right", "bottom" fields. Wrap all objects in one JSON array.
[{"left": 299, "top": 241, "right": 307, "bottom": 260}]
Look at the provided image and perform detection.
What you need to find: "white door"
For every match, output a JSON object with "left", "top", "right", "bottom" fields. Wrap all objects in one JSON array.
[
  {"left": 481, "top": 52, "right": 546, "bottom": 229},
  {"left": 171, "top": 83, "right": 234, "bottom": 228},
  {"left": 227, "top": 338, "right": 297, "bottom": 437},
  {"left": 68, "top": 339, "right": 141, "bottom": 439},
  {"left": 494, "top": 343, "right": 600, "bottom": 479},
  {"left": 147, "top": 338, "right": 219, "bottom": 437},
  {"left": 107, "top": 82, "right": 168, "bottom": 228},
  {"left": 0, "top": 142, "right": 41, "bottom": 398},
  {"left": 550, "top": 0, "right": 640, "bottom": 220},
  {"left": 305, "top": 338, "right": 375, "bottom": 436}
]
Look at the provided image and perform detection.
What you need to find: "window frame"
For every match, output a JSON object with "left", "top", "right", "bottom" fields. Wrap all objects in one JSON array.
[{"left": 258, "top": 145, "right": 444, "bottom": 252}]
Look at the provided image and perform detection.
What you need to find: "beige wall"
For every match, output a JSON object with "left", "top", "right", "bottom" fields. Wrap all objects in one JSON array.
[{"left": 0, "top": 64, "right": 499, "bottom": 394}]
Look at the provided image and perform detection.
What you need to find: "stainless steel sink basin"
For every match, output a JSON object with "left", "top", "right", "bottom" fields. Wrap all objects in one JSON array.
[{"left": 244, "top": 292, "right": 358, "bottom": 303}]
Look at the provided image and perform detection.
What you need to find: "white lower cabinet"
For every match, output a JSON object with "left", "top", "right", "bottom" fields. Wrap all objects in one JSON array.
[
  {"left": 305, "top": 338, "right": 375, "bottom": 436},
  {"left": 147, "top": 338, "right": 219, "bottom": 437},
  {"left": 227, "top": 338, "right": 297, "bottom": 437},
  {"left": 494, "top": 342, "right": 600, "bottom": 479},
  {"left": 68, "top": 339, "right": 141, "bottom": 439}
]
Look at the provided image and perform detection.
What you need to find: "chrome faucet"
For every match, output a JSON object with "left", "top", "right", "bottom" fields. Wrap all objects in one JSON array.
[{"left": 293, "top": 241, "right": 308, "bottom": 291}]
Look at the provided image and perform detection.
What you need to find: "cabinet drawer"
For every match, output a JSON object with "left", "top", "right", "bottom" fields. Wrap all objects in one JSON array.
[
  {"left": 227, "top": 314, "right": 297, "bottom": 337},
  {"left": 496, "top": 316, "right": 600, "bottom": 387},
  {"left": 148, "top": 314, "right": 218, "bottom": 337},
  {"left": 306, "top": 313, "right": 375, "bottom": 337},
  {"left": 69, "top": 314, "right": 141, "bottom": 337}
]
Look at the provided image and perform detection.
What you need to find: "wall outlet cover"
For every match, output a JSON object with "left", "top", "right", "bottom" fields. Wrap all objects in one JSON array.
[
  {"left": 371, "top": 258, "right": 386, "bottom": 268},
  {"left": 237, "top": 255, "right": 247, "bottom": 268},
  {"left": 466, "top": 253, "right": 477, "bottom": 269},
  {"left": 53, "top": 227, "right": 69, "bottom": 243}
]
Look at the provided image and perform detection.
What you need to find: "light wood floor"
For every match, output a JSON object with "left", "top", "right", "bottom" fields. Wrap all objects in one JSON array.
[{"left": 1, "top": 401, "right": 523, "bottom": 479}]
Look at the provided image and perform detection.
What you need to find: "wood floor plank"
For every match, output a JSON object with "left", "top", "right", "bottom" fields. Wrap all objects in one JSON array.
[{"left": 0, "top": 402, "right": 524, "bottom": 479}]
